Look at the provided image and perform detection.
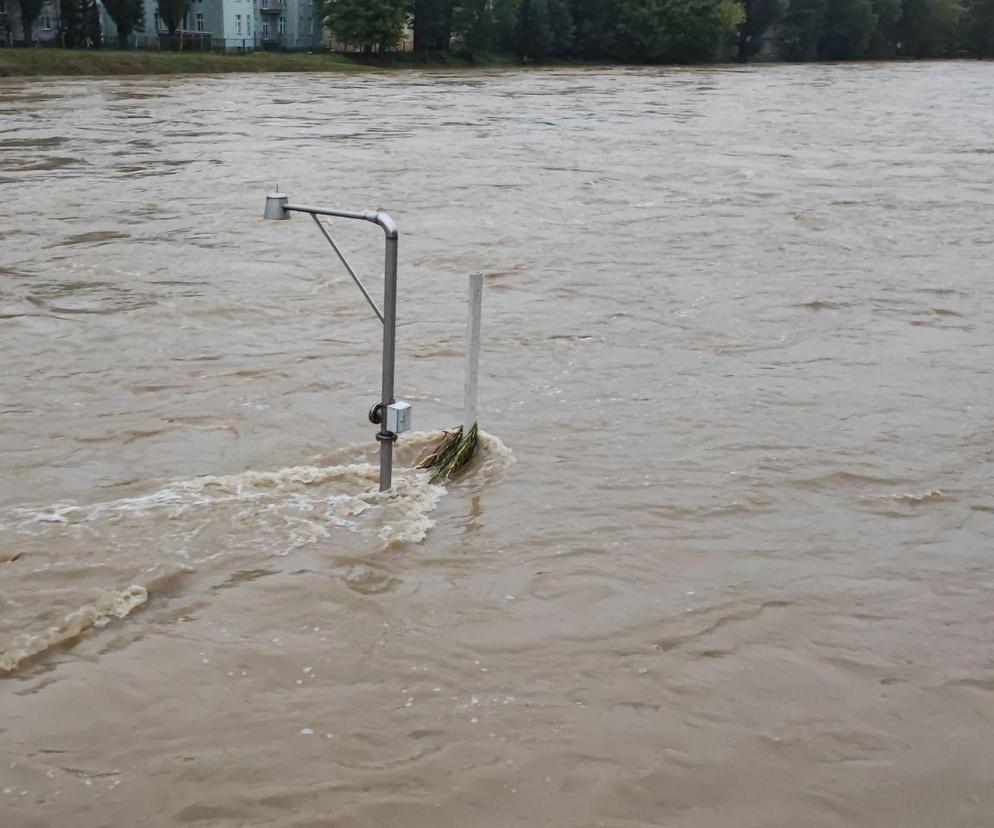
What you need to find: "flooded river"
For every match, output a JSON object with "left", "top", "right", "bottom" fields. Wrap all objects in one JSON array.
[{"left": 2, "top": 63, "right": 993, "bottom": 826}]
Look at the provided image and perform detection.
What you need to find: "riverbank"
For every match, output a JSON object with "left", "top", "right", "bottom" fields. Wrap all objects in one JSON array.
[
  {"left": 0, "top": 48, "right": 583, "bottom": 78},
  {"left": 0, "top": 48, "right": 372, "bottom": 78}
]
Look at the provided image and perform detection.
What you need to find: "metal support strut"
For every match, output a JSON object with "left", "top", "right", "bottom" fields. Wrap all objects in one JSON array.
[{"left": 263, "top": 192, "right": 404, "bottom": 493}]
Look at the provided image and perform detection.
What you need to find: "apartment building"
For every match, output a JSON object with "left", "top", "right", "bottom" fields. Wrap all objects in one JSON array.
[
  {"left": 104, "top": 0, "right": 322, "bottom": 50},
  {"left": 1, "top": 0, "right": 61, "bottom": 45},
  {"left": 0, "top": 0, "right": 321, "bottom": 50},
  {"left": 254, "top": 0, "right": 321, "bottom": 51}
]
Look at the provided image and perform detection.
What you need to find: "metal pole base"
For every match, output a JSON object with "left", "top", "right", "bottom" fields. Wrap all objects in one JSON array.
[{"left": 376, "top": 432, "right": 396, "bottom": 492}]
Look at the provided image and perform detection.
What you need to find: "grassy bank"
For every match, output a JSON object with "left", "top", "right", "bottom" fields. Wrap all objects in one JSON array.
[
  {"left": 0, "top": 47, "right": 647, "bottom": 79},
  {"left": 0, "top": 48, "right": 370, "bottom": 78}
]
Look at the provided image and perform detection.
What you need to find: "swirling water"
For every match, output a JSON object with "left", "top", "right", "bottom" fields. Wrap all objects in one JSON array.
[{"left": 1, "top": 63, "right": 993, "bottom": 826}]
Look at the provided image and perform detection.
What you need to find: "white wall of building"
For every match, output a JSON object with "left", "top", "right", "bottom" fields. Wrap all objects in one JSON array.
[
  {"left": 2, "top": 0, "right": 61, "bottom": 44},
  {"left": 2, "top": 0, "right": 320, "bottom": 49},
  {"left": 255, "top": 0, "right": 320, "bottom": 50}
]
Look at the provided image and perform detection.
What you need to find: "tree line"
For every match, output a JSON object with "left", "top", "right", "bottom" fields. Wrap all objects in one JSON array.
[
  {"left": 325, "top": 0, "right": 994, "bottom": 60},
  {"left": 21, "top": 0, "right": 994, "bottom": 58}
]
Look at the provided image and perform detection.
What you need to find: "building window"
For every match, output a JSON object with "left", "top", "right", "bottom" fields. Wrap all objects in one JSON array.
[
  {"left": 153, "top": 12, "right": 161, "bottom": 30},
  {"left": 262, "top": 21, "right": 269, "bottom": 38},
  {"left": 278, "top": 15, "right": 285, "bottom": 34},
  {"left": 235, "top": 14, "right": 242, "bottom": 33},
  {"left": 246, "top": 17, "right": 251, "bottom": 35},
  {"left": 196, "top": 12, "right": 204, "bottom": 31},
  {"left": 42, "top": 15, "right": 52, "bottom": 29},
  {"left": 309, "top": 16, "right": 314, "bottom": 34}
]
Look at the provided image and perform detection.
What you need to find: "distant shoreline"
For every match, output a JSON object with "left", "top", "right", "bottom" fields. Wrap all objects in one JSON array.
[
  {"left": 0, "top": 48, "right": 985, "bottom": 79},
  {"left": 0, "top": 48, "right": 374, "bottom": 78}
]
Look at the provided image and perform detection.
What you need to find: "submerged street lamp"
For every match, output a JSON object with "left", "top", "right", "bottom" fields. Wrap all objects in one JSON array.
[{"left": 263, "top": 192, "right": 412, "bottom": 492}]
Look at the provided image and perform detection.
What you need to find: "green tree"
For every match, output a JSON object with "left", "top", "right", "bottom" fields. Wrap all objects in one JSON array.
[
  {"left": 414, "top": 0, "right": 452, "bottom": 51},
  {"left": 103, "top": 0, "right": 144, "bottom": 47},
  {"left": 620, "top": 0, "right": 743, "bottom": 62},
  {"left": 516, "top": 0, "right": 554, "bottom": 58},
  {"left": 896, "top": 0, "right": 963, "bottom": 55},
  {"left": 866, "top": 0, "right": 902, "bottom": 55},
  {"left": 780, "top": 0, "right": 827, "bottom": 58},
  {"left": 931, "top": 0, "right": 965, "bottom": 50},
  {"left": 325, "top": 0, "right": 409, "bottom": 51},
  {"left": 820, "top": 0, "right": 877, "bottom": 56},
  {"left": 18, "top": 0, "right": 44, "bottom": 44},
  {"left": 81, "top": 0, "right": 103, "bottom": 46},
  {"left": 452, "top": 0, "right": 494, "bottom": 53},
  {"left": 59, "top": 0, "right": 84, "bottom": 46},
  {"left": 547, "top": 0, "right": 575, "bottom": 54},
  {"left": 965, "top": 0, "right": 994, "bottom": 54},
  {"left": 718, "top": 0, "right": 747, "bottom": 41},
  {"left": 492, "top": 0, "right": 523, "bottom": 48},
  {"left": 737, "top": 0, "right": 784, "bottom": 59},
  {"left": 158, "top": 0, "right": 191, "bottom": 35},
  {"left": 569, "top": 0, "right": 622, "bottom": 57}
]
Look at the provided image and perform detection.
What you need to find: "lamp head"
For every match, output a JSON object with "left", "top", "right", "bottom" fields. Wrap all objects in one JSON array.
[{"left": 264, "top": 192, "right": 289, "bottom": 220}]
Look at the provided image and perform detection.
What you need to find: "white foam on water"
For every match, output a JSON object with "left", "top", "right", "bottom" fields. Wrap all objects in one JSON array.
[
  {"left": 7, "top": 462, "right": 383, "bottom": 529},
  {"left": 0, "top": 431, "right": 513, "bottom": 673},
  {"left": 477, "top": 430, "right": 516, "bottom": 473},
  {"left": 377, "top": 471, "right": 446, "bottom": 544},
  {"left": 5, "top": 430, "right": 512, "bottom": 537},
  {"left": 0, "top": 585, "right": 147, "bottom": 674}
]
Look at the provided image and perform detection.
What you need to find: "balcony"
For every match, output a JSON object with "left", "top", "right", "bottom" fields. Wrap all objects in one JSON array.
[{"left": 258, "top": 2, "right": 284, "bottom": 14}]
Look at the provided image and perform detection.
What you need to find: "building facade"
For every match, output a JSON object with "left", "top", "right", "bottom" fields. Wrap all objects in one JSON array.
[
  {"left": 1, "top": 0, "right": 62, "bottom": 45},
  {"left": 100, "top": 0, "right": 322, "bottom": 50},
  {"left": 0, "top": 0, "right": 321, "bottom": 49}
]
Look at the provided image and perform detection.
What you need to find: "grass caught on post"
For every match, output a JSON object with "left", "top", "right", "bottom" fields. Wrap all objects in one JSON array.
[{"left": 417, "top": 423, "right": 478, "bottom": 483}]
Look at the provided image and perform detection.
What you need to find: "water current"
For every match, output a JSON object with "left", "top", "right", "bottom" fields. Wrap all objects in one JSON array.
[{"left": 1, "top": 63, "right": 993, "bottom": 826}]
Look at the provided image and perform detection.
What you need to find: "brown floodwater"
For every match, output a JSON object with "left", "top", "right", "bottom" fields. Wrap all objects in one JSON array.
[{"left": 1, "top": 62, "right": 994, "bottom": 827}]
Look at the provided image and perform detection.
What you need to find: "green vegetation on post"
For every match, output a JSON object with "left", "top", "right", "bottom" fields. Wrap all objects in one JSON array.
[{"left": 418, "top": 424, "right": 479, "bottom": 484}]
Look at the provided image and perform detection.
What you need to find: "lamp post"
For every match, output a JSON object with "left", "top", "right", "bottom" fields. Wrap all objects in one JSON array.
[{"left": 263, "top": 192, "right": 411, "bottom": 492}]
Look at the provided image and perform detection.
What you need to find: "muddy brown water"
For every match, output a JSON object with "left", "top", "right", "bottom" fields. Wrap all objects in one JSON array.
[{"left": 1, "top": 63, "right": 994, "bottom": 827}]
